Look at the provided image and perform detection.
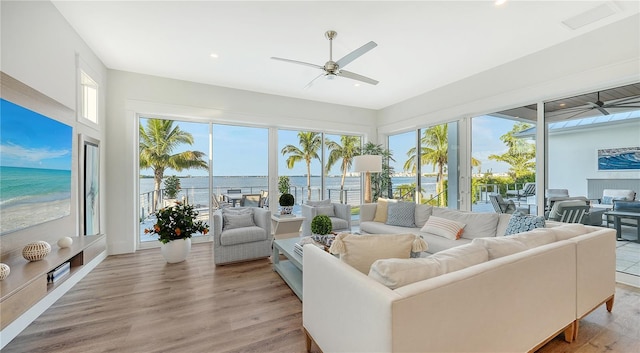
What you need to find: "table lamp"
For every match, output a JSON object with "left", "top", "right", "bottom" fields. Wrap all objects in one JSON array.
[{"left": 353, "top": 155, "right": 382, "bottom": 203}]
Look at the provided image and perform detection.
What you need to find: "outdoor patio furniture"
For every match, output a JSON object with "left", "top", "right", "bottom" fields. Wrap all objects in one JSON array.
[
  {"left": 240, "top": 194, "right": 262, "bottom": 207},
  {"left": 213, "top": 207, "right": 272, "bottom": 265},
  {"left": 489, "top": 193, "right": 530, "bottom": 215},
  {"left": 260, "top": 190, "right": 269, "bottom": 208},
  {"left": 506, "top": 182, "right": 536, "bottom": 200},
  {"left": 547, "top": 200, "right": 590, "bottom": 223},
  {"left": 545, "top": 189, "right": 589, "bottom": 210},
  {"left": 591, "top": 189, "right": 637, "bottom": 210}
]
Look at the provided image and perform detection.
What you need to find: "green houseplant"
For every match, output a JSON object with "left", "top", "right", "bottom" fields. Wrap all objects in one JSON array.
[
  {"left": 163, "top": 175, "right": 181, "bottom": 199},
  {"left": 311, "top": 215, "right": 332, "bottom": 235},
  {"left": 145, "top": 201, "right": 209, "bottom": 263},
  {"left": 279, "top": 193, "right": 295, "bottom": 215}
]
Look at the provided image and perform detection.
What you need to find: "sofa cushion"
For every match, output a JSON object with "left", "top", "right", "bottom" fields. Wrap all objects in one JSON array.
[
  {"left": 418, "top": 233, "right": 472, "bottom": 254},
  {"left": 316, "top": 205, "right": 335, "bottom": 217},
  {"left": 504, "top": 212, "right": 545, "bottom": 236},
  {"left": 432, "top": 208, "right": 499, "bottom": 239},
  {"left": 471, "top": 237, "right": 528, "bottom": 260},
  {"left": 368, "top": 243, "right": 488, "bottom": 289},
  {"left": 549, "top": 223, "right": 591, "bottom": 241},
  {"left": 386, "top": 202, "right": 416, "bottom": 227},
  {"left": 420, "top": 216, "right": 465, "bottom": 240},
  {"left": 509, "top": 228, "right": 557, "bottom": 248},
  {"left": 374, "top": 198, "right": 396, "bottom": 223},
  {"left": 306, "top": 199, "right": 331, "bottom": 207},
  {"left": 220, "top": 226, "right": 267, "bottom": 245},
  {"left": 414, "top": 204, "right": 433, "bottom": 228},
  {"left": 329, "top": 217, "right": 349, "bottom": 231},
  {"left": 328, "top": 233, "right": 418, "bottom": 274},
  {"left": 223, "top": 213, "right": 256, "bottom": 230}
]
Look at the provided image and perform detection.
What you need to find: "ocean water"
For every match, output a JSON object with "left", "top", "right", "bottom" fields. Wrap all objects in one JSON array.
[{"left": 0, "top": 166, "right": 72, "bottom": 208}]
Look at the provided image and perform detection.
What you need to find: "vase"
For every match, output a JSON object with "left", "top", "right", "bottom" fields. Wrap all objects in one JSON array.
[{"left": 161, "top": 238, "right": 191, "bottom": 263}]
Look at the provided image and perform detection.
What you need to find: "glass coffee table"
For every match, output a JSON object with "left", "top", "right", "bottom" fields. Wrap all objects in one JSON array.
[{"left": 272, "top": 237, "right": 303, "bottom": 300}]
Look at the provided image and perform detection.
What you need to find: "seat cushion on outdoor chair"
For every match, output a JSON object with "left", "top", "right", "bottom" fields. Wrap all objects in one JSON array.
[{"left": 220, "top": 226, "right": 267, "bottom": 246}]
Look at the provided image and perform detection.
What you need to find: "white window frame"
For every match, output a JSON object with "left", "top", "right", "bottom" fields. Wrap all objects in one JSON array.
[{"left": 76, "top": 55, "right": 100, "bottom": 128}]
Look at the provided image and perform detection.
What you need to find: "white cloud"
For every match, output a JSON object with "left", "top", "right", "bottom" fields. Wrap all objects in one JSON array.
[{"left": 1, "top": 143, "right": 70, "bottom": 162}]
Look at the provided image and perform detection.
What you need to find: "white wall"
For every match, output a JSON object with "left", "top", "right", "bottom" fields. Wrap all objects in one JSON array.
[
  {"left": 548, "top": 120, "right": 640, "bottom": 197},
  {"left": 106, "top": 70, "right": 377, "bottom": 254},
  {"left": 1, "top": 1, "right": 107, "bottom": 257}
]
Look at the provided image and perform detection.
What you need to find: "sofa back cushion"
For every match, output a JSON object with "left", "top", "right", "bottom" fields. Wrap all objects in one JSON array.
[
  {"left": 549, "top": 223, "right": 591, "bottom": 241},
  {"left": 471, "top": 237, "right": 528, "bottom": 260},
  {"left": 329, "top": 233, "right": 417, "bottom": 274},
  {"left": 432, "top": 208, "right": 499, "bottom": 239},
  {"left": 414, "top": 204, "right": 433, "bottom": 228},
  {"left": 368, "top": 243, "right": 489, "bottom": 289}
]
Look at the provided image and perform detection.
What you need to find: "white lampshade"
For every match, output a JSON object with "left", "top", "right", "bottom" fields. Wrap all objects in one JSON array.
[{"left": 353, "top": 155, "right": 382, "bottom": 173}]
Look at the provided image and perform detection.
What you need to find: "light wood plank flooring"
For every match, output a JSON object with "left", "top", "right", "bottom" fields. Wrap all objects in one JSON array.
[{"left": 3, "top": 243, "right": 639, "bottom": 353}]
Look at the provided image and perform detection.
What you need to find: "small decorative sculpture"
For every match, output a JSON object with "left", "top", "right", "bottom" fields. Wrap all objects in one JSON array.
[
  {"left": 57, "top": 236, "right": 73, "bottom": 248},
  {"left": 0, "top": 263, "right": 10, "bottom": 280},
  {"left": 22, "top": 241, "right": 52, "bottom": 262}
]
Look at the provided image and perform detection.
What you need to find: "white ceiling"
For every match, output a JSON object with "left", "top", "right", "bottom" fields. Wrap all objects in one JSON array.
[{"left": 52, "top": 1, "right": 640, "bottom": 110}]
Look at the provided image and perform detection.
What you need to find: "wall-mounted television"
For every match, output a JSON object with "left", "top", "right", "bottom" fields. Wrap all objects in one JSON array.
[{"left": 0, "top": 98, "right": 73, "bottom": 235}]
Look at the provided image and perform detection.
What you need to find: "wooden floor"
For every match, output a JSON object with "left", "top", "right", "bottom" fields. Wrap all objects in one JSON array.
[{"left": 3, "top": 242, "right": 639, "bottom": 353}]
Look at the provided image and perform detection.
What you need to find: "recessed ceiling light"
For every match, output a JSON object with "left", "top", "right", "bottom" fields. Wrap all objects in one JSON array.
[
  {"left": 559, "top": 103, "right": 566, "bottom": 107},
  {"left": 495, "top": 0, "right": 507, "bottom": 6},
  {"left": 210, "top": 53, "right": 219, "bottom": 59},
  {"left": 354, "top": 83, "right": 361, "bottom": 87}
]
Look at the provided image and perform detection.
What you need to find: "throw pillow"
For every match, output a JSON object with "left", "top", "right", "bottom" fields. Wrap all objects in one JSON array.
[
  {"left": 315, "top": 205, "right": 335, "bottom": 217},
  {"left": 471, "top": 237, "right": 528, "bottom": 260},
  {"left": 504, "top": 212, "right": 545, "bottom": 236},
  {"left": 386, "top": 201, "right": 416, "bottom": 227},
  {"left": 306, "top": 199, "right": 331, "bottom": 207},
  {"left": 420, "top": 216, "right": 465, "bottom": 240},
  {"left": 222, "top": 207, "right": 253, "bottom": 215},
  {"left": 328, "top": 233, "right": 427, "bottom": 274},
  {"left": 223, "top": 213, "right": 255, "bottom": 230},
  {"left": 601, "top": 195, "right": 614, "bottom": 205},
  {"left": 373, "top": 198, "right": 396, "bottom": 223}
]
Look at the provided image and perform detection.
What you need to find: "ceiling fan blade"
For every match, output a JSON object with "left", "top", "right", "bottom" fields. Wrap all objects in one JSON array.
[
  {"left": 304, "top": 73, "right": 325, "bottom": 89},
  {"left": 596, "top": 107, "right": 610, "bottom": 115},
  {"left": 339, "top": 70, "right": 379, "bottom": 85},
  {"left": 271, "top": 57, "right": 324, "bottom": 70},
  {"left": 335, "top": 41, "right": 377, "bottom": 69},
  {"left": 602, "top": 96, "right": 640, "bottom": 106}
]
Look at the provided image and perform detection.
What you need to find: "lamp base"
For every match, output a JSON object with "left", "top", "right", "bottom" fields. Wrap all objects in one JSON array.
[{"left": 364, "top": 171, "right": 372, "bottom": 204}]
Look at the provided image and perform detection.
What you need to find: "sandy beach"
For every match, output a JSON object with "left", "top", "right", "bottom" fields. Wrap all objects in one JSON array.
[{"left": 1, "top": 199, "right": 70, "bottom": 234}]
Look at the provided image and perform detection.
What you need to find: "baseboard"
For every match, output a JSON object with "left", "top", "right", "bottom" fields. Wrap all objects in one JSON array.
[
  {"left": 0, "top": 250, "right": 107, "bottom": 349},
  {"left": 616, "top": 271, "right": 640, "bottom": 288}
]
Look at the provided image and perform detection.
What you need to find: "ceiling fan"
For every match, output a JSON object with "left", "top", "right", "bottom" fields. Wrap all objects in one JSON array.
[
  {"left": 560, "top": 91, "right": 640, "bottom": 119},
  {"left": 271, "top": 30, "right": 378, "bottom": 88}
]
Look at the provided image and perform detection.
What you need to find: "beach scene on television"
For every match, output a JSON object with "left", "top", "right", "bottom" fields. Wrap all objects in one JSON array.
[{"left": 0, "top": 98, "right": 73, "bottom": 234}]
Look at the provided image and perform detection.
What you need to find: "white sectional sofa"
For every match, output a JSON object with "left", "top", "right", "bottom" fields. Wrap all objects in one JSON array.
[
  {"left": 359, "top": 202, "right": 514, "bottom": 253},
  {"left": 303, "top": 215, "right": 616, "bottom": 352}
]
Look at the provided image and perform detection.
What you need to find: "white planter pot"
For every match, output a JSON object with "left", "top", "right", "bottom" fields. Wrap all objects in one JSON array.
[{"left": 161, "top": 238, "right": 191, "bottom": 263}]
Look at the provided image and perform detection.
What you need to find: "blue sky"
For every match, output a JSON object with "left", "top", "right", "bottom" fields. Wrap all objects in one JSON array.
[
  {"left": 140, "top": 115, "right": 518, "bottom": 177},
  {"left": 0, "top": 99, "right": 73, "bottom": 170}
]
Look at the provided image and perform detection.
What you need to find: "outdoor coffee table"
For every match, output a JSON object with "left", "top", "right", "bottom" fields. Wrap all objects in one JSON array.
[
  {"left": 272, "top": 237, "right": 303, "bottom": 300},
  {"left": 605, "top": 210, "right": 640, "bottom": 243}
]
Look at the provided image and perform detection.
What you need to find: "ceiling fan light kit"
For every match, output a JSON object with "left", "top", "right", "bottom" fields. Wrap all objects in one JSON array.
[{"left": 271, "top": 30, "right": 379, "bottom": 88}]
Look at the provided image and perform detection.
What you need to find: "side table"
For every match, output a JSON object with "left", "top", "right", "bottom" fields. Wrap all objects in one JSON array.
[{"left": 271, "top": 215, "right": 305, "bottom": 240}]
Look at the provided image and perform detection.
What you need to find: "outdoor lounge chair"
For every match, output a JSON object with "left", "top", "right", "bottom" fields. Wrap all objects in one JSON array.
[
  {"left": 547, "top": 200, "right": 590, "bottom": 223},
  {"left": 506, "top": 182, "right": 536, "bottom": 200},
  {"left": 489, "top": 194, "right": 529, "bottom": 215},
  {"left": 240, "top": 194, "right": 262, "bottom": 207}
]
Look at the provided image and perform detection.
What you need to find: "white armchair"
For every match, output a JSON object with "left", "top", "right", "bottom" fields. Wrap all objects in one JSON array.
[
  {"left": 212, "top": 207, "right": 272, "bottom": 265},
  {"left": 301, "top": 201, "right": 351, "bottom": 236}
]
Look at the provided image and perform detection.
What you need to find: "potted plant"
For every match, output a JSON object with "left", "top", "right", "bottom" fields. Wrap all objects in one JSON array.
[
  {"left": 163, "top": 175, "right": 181, "bottom": 206},
  {"left": 311, "top": 215, "right": 332, "bottom": 235},
  {"left": 144, "top": 201, "right": 209, "bottom": 263},
  {"left": 279, "top": 193, "right": 295, "bottom": 215}
]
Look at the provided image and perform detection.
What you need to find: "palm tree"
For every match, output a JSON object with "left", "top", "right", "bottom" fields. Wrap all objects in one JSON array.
[
  {"left": 139, "top": 119, "right": 208, "bottom": 211},
  {"left": 488, "top": 122, "right": 535, "bottom": 181},
  {"left": 403, "top": 125, "right": 480, "bottom": 205},
  {"left": 325, "top": 135, "right": 361, "bottom": 202},
  {"left": 281, "top": 132, "right": 322, "bottom": 201}
]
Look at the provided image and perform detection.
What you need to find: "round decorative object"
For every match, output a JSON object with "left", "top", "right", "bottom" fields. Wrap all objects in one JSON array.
[
  {"left": 161, "top": 238, "right": 191, "bottom": 263},
  {"left": 0, "top": 263, "right": 10, "bottom": 280},
  {"left": 57, "top": 236, "right": 73, "bottom": 248},
  {"left": 22, "top": 241, "right": 52, "bottom": 262}
]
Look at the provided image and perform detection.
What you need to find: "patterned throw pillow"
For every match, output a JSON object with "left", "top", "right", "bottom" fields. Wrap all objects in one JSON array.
[
  {"left": 386, "top": 202, "right": 416, "bottom": 227},
  {"left": 504, "top": 212, "right": 545, "bottom": 236},
  {"left": 420, "top": 216, "right": 466, "bottom": 240},
  {"left": 601, "top": 196, "right": 614, "bottom": 205}
]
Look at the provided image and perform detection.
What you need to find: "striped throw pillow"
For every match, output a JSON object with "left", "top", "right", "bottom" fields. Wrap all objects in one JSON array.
[{"left": 420, "top": 216, "right": 466, "bottom": 240}]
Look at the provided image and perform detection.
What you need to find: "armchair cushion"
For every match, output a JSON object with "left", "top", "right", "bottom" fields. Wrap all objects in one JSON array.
[
  {"left": 223, "top": 213, "right": 255, "bottom": 230},
  {"left": 220, "top": 226, "right": 267, "bottom": 246},
  {"left": 315, "top": 205, "right": 335, "bottom": 217}
]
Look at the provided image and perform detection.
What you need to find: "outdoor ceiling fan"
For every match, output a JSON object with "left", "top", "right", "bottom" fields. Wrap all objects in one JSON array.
[
  {"left": 271, "top": 30, "right": 378, "bottom": 88},
  {"left": 560, "top": 91, "right": 640, "bottom": 119}
]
